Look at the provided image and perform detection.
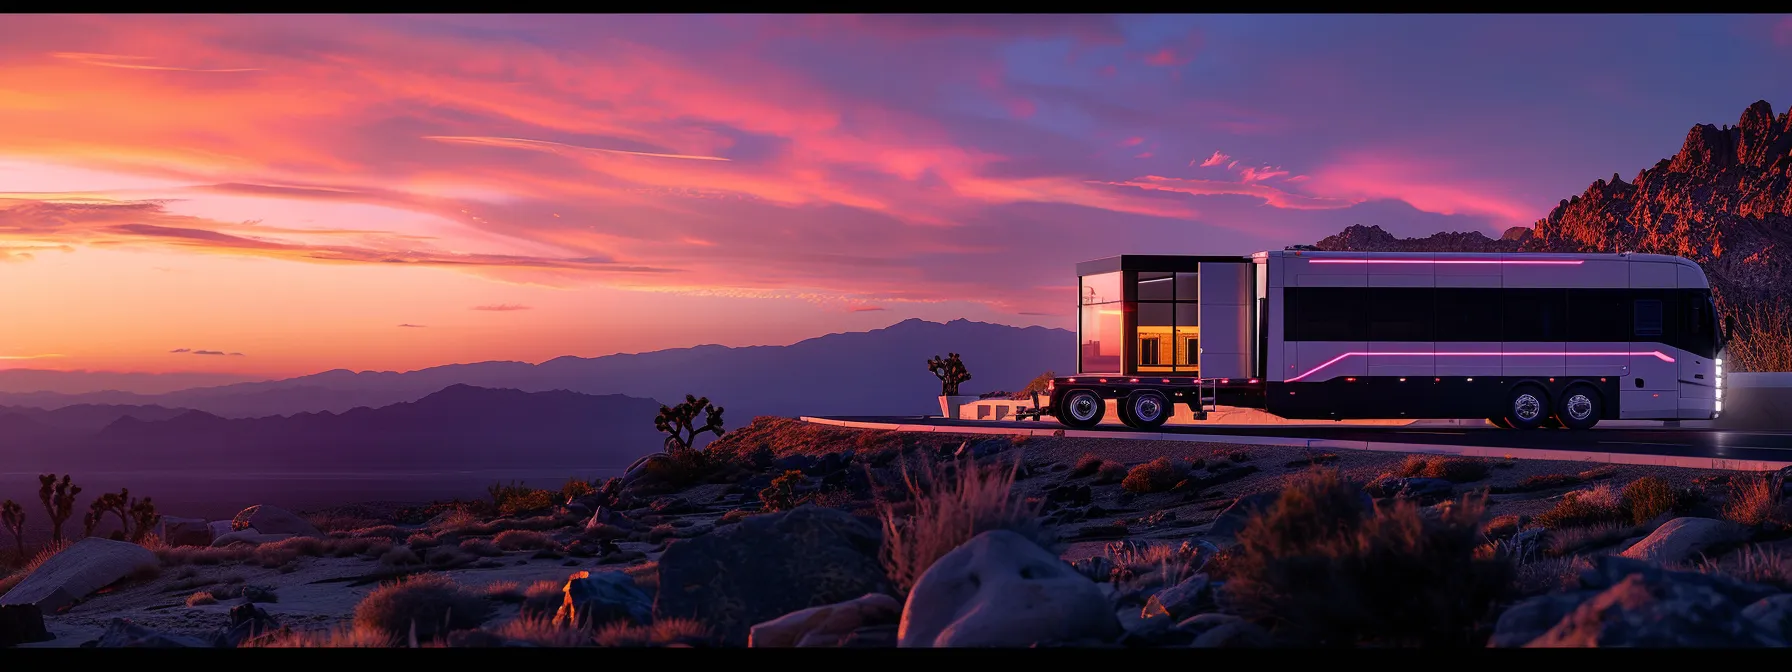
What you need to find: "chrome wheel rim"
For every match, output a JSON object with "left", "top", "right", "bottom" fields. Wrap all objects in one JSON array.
[
  {"left": 1566, "top": 394, "right": 1594, "bottom": 421},
  {"left": 1135, "top": 396, "right": 1163, "bottom": 421},
  {"left": 1514, "top": 393, "right": 1542, "bottom": 421},
  {"left": 1068, "top": 395, "right": 1098, "bottom": 421}
]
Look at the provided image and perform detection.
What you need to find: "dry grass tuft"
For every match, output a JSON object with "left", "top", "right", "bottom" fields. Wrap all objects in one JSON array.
[
  {"left": 380, "top": 546, "right": 422, "bottom": 567},
  {"left": 1121, "top": 457, "right": 1189, "bottom": 494},
  {"left": 1545, "top": 521, "right": 1649, "bottom": 557},
  {"left": 1697, "top": 545, "right": 1792, "bottom": 589},
  {"left": 1533, "top": 485, "right": 1626, "bottom": 529},
  {"left": 352, "top": 573, "right": 494, "bottom": 642},
  {"left": 489, "top": 615, "right": 592, "bottom": 647},
  {"left": 622, "top": 562, "right": 659, "bottom": 595},
  {"left": 879, "top": 454, "right": 1052, "bottom": 593},
  {"left": 186, "top": 591, "right": 218, "bottom": 606},
  {"left": 1093, "top": 461, "right": 1127, "bottom": 485},
  {"left": 306, "top": 514, "right": 384, "bottom": 534},
  {"left": 1072, "top": 453, "right": 1104, "bottom": 477},
  {"left": 1396, "top": 455, "right": 1492, "bottom": 483},
  {"left": 1723, "top": 476, "right": 1786, "bottom": 527},
  {"left": 1513, "top": 555, "right": 1594, "bottom": 596},
  {"left": 493, "top": 529, "right": 554, "bottom": 551},
  {"left": 243, "top": 624, "right": 398, "bottom": 648},
  {"left": 459, "top": 538, "right": 503, "bottom": 557},
  {"left": 1727, "top": 299, "right": 1792, "bottom": 373},
  {"left": 482, "top": 580, "right": 525, "bottom": 603},
  {"left": 1219, "top": 468, "right": 1511, "bottom": 647},
  {"left": 351, "top": 525, "right": 410, "bottom": 540},
  {"left": 0, "top": 539, "right": 72, "bottom": 593},
  {"left": 592, "top": 618, "right": 710, "bottom": 647},
  {"left": 406, "top": 532, "right": 444, "bottom": 549},
  {"left": 521, "top": 579, "right": 564, "bottom": 617}
]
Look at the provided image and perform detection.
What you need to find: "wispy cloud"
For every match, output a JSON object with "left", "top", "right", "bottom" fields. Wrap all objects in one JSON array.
[
  {"left": 0, "top": 354, "right": 64, "bottom": 360},
  {"left": 1195, "top": 151, "right": 1230, "bottom": 167},
  {"left": 423, "top": 136, "right": 732, "bottom": 162},
  {"left": 397, "top": 323, "right": 427, "bottom": 328},
  {"left": 51, "top": 52, "right": 263, "bottom": 73},
  {"left": 173, "top": 348, "right": 244, "bottom": 356},
  {"left": 472, "top": 304, "right": 532, "bottom": 311},
  {"left": 849, "top": 305, "right": 886, "bottom": 312},
  {"left": 1092, "top": 175, "right": 1358, "bottom": 210}
]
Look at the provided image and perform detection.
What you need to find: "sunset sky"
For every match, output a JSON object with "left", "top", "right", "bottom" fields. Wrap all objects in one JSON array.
[{"left": 3, "top": 14, "right": 1790, "bottom": 378}]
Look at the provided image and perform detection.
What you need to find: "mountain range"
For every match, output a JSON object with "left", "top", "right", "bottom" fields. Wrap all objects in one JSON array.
[
  {"left": 0, "top": 385, "right": 668, "bottom": 473},
  {"left": 0, "top": 317, "right": 1072, "bottom": 421}
]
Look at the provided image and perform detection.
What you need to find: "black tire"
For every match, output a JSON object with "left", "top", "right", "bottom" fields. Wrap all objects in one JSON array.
[
  {"left": 1057, "top": 389, "right": 1106, "bottom": 429},
  {"left": 1487, "top": 416, "right": 1513, "bottom": 429},
  {"left": 1505, "top": 385, "right": 1550, "bottom": 430},
  {"left": 1125, "top": 390, "right": 1172, "bottom": 430},
  {"left": 1556, "top": 385, "right": 1602, "bottom": 430},
  {"left": 1115, "top": 394, "right": 1139, "bottom": 428}
]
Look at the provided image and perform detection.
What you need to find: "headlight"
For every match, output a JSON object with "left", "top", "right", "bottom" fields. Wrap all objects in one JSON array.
[
  {"left": 1715, "top": 364, "right": 1723, "bottom": 377},
  {"left": 1716, "top": 388, "right": 1723, "bottom": 400},
  {"left": 1716, "top": 400, "right": 1723, "bottom": 414}
]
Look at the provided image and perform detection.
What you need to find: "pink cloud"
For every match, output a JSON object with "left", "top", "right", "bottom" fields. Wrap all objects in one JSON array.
[
  {"left": 1134, "top": 152, "right": 1153, "bottom": 159},
  {"left": 1120, "top": 136, "right": 1144, "bottom": 147},
  {"left": 1226, "top": 160, "right": 1238, "bottom": 170},
  {"left": 1285, "top": 175, "right": 1310, "bottom": 182},
  {"left": 1196, "top": 151, "right": 1230, "bottom": 167},
  {"left": 1300, "top": 153, "right": 1538, "bottom": 225},
  {"left": 1239, "top": 166, "right": 1290, "bottom": 182},
  {"left": 1142, "top": 47, "right": 1193, "bottom": 67},
  {"left": 1776, "top": 17, "right": 1792, "bottom": 46},
  {"left": 1092, "top": 175, "right": 1359, "bottom": 210}
]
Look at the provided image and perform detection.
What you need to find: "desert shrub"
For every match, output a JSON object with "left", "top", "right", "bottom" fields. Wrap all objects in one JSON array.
[
  {"left": 1620, "top": 476, "right": 1682, "bottom": 525},
  {"left": 1727, "top": 299, "right": 1792, "bottom": 373},
  {"left": 640, "top": 448, "right": 717, "bottom": 489},
  {"left": 758, "top": 470, "right": 806, "bottom": 512},
  {"left": 1481, "top": 514, "right": 1526, "bottom": 540},
  {"left": 879, "top": 454, "right": 1052, "bottom": 593},
  {"left": 489, "top": 615, "right": 593, "bottom": 647},
  {"left": 353, "top": 573, "right": 494, "bottom": 642},
  {"left": 622, "top": 561, "right": 659, "bottom": 594},
  {"left": 1505, "top": 473, "right": 1582, "bottom": 493},
  {"left": 351, "top": 525, "right": 409, "bottom": 540},
  {"left": 1698, "top": 545, "right": 1792, "bottom": 589},
  {"left": 1512, "top": 555, "right": 1593, "bottom": 596},
  {"left": 1102, "top": 540, "right": 1207, "bottom": 593},
  {"left": 1226, "top": 450, "right": 1252, "bottom": 463},
  {"left": 561, "top": 478, "right": 598, "bottom": 503},
  {"left": 488, "top": 482, "right": 558, "bottom": 517},
  {"left": 186, "top": 591, "right": 218, "bottom": 606},
  {"left": 593, "top": 618, "right": 710, "bottom": 647},
  {"left": 380, "top": 547, "right": 422, "bottom": 567},
  {"left": 1094, "top": 461, "right": 1127, "bottom": 485},
  {"left": 459, "top": 538, "right": 503, "bottom": 557},
  {"left": 493, "top": 529, "right": 554, "bottom": 551},
  {"left": 1533, "top": 485, "right": 1626, "bottom": 529},
  {"left": 1121, "top": 457, "right": 1189, "bottom": 494},
  {"left": 647, "top": 524, "right": 677, "bottom": 544},
  {"left": 307, "top": 514, "right": 384, "bottom": 534},
  {"left": 1723, "top": 476, "right": 1785, "bottom": 527},
  {"left": 426, "top": 547, "right": 475, "bottom": 570},
  {"left": 1396, "top": 455, "right": 1492, "bottom": 484},
  {"left": 1545, "top": 522, "right": 1648, "bottom": 557},
  {"left": 1220, "top": 468, "right": 1512, "bottom": 647},
  {"left": 406, "top": 532, "right": 442, "bottom": 549},
  {"left": 1072, "top": 453, "right": 1104, "bottom": 477}
]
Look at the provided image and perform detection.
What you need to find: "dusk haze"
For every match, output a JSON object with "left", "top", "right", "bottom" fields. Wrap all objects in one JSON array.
[{"left": 4, "top": 13, "right": 1792, "bottom": 651}]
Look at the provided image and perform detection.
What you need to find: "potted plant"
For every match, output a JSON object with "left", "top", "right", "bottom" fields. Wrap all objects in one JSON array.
[{"left": 928, "top": 352, "right": 976, "bottom": 419}]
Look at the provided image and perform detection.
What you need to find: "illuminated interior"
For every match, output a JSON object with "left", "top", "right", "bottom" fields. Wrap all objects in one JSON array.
[{"left": 1133, "top": 271, "right": 1198, "bottom": 375}]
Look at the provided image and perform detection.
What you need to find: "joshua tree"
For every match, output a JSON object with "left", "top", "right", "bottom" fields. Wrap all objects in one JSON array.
[
  {"left": 84, "top": 490, "right": 134, "bottom": 539},
  {"left": 654, "top": 394, "right": 726, "bottom": 452},
  {"left": 37, "top": 474, "right": 81, "bottom": 543},
  {"left": 2, "top": 500, "right": 24, "bottom": 558},
  {"left": 928, "top": 352, "right": 973, "bottom": 396},
  {"left": 128, "top": 496, "right": 160, "bottom": 543}
]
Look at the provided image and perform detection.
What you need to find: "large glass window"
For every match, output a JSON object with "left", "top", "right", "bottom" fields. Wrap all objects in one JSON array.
[
  {"left": 1137, "top": 271, "right": 1174, "bottom": 301},
  {"left": 1130, "top": 271, "right": 1199, "bottom": 374},
  {"left": 1502, "top": 289, "right": 1566, "bottom": 341},
  {"left": 1368, "top": 287, "right": 1434, "bottom": 341},
  {"left": 1136, "top": 302, "right": 1173, "bottom": 372},
  {"left": 1081, "top": 272, "right": 1122, "bottom": 305},
  {"left": 1285, "top": 287, "right": 1367, "bottom": 341},
  {"left": 1434, "top": 288, "right": 1502, "bottom": 342},
  {"left": 1175, "top": 303, "right": 1199, "bottom": 369},
  {"left": 1680, "top": 289, "right": 1716, "bottom": 358},
  {"left": 1079, "top": 303, "right": 1123, "bottom": 374},
  {"left": 1567, "top": 289, "right": 1631, "bottom": 342}
]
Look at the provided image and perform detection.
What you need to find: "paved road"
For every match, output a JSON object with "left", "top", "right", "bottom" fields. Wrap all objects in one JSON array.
[{"left": 817, "top": 416, "right": 1792, "bottom": 465}]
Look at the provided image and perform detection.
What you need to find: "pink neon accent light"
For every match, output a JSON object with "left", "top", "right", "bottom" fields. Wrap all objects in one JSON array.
[
  {"left": 1285, "top": 351, "right": 1675, "bottom": 383},
  {"left": 1307, "top": 259, "right": 1583, "bottom": 265}
]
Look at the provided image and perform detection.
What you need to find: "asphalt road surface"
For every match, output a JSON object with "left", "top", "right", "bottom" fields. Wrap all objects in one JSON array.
[{"left": 817, "top": 416, "right": 1792, "bottom": 465}]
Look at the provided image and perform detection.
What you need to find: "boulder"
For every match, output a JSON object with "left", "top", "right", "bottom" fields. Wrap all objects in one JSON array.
[
  {"left": 95, "top": 618, "right": 213, "bottom": 647},
  {"left": 1204, "top": 492, "right": 1281, "bottom": 542},
  {"left": 155, "top": 517, "right": 214, "bottom": 547},
  {"left": 210, "top": 531, "right": 295, "bottom": 547},
  {"left": 653, "top": 504, "right": 890, "bottom": 645},
  {"left": 230, "top": 505, "right": 322, "bottom": 538},
  {"left": 1189, "top": 619, "right": 1273, "bottom": 648},
  {"left": 1487, "top": 591, "right": 1598, "bottom": 647},
  {"left": 0, "top": 604, "right": 51, "bottom": 647},
  {"left": 1527, "top": 571, "right": 1785, "bottom": 647},
  {"left": 212, "top": 603, "right": 281, "bottom": 648},
  {"left": 898, "top": 529, "right": 1121, "bottom": 647},
  {"left": 1365, "top": 476, "right": 1455, "bottom": 505},
  {"left": 749, "top": 593, "right": 902, "bottom": 647},
  {"left": 1141, "top": 573, "right": 1211, "bottom": 622},
  {"left": 1577, "top": 555, "right": 1777, "bottom": 605},
  {"left": 1743, "top": 594, "right": 1792, "bottom": 643},
  {"left": 554, "top": 570, "right": 652, "bottom": 627},
  {"left": 0, "top": 537, "right": 158, "bottom": 612},
  {"left": 1618, "top": 517, "right": 1748, "bottom": 565},
  {"left": 206, "top": 520, "right": 235, "bottom": 539}
]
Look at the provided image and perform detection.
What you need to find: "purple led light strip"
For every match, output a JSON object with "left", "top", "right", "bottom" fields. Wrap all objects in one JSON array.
[
  {"left": 1285, "top": 350, "right": 1675, "bottom": 383},
  {"left": 1306, "top": 259, "right": 1584, "bottom": 265}
]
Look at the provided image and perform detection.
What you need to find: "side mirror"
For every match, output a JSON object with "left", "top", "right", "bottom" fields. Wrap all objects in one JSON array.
[{"left": 1722, "top": 314, "right": 1737, "bottom": 351}]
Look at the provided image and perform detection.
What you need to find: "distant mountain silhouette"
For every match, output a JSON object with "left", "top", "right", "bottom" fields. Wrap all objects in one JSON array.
[
  {"left": 2, "top": 385, "right": 666, "bottom": 473},
  {"left": 0, "top": 369, "right": 263, "bottom": 395},
  {"left": 0, "top": 319, "right": 1074, "bottom": 423}
]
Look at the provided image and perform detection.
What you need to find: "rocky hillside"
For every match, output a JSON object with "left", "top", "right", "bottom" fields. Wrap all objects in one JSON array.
[{"left": 1315, "top": 99, "right": 1792, "bottom": 314}]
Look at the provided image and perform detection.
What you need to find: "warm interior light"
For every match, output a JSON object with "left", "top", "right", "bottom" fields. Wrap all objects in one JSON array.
[{"left": 1398, "top": 378, "right": 1406, "bottom": 382}]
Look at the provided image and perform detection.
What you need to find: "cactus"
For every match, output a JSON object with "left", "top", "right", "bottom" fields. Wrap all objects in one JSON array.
[
  {"left": 927, "top": 352, "right": 973, "bottom": 396},
  {"left": 654, "top": 394, "right": 726, "bottom": 452},
  {"left": 129, "top": 496, "right": 160, "bottom": 543},
  {"left": 1, "top": 499, "right": 24, "bottom": 558},
  {"left": 37, "top": 474, "right": 81, "bottom": 543}
]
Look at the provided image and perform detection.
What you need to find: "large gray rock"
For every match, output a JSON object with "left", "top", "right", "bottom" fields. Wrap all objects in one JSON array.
[
  {"left": 1141, "top": 573, "right": 1211, "bottom": 622},
  {"left": 230, "top": 505, "right": 321, "bottom": 538},
  {"left": 1618, "top": 517, "right": 1748, "bottom": 565},
  {"left": 155, "top": 517, "right": 213, "bottom": 547},
  {"left": 749, "top": 593, "right": 902, "bottom": 647},
  {"left": 1488, "top": 591, "right": 1597, "bottom": 647},
  {"left": 1527, "top": 572, "right": 1785, "bottom": 647},
  {"left": 653, "top": 504, "right": 889, "bottom": 646},
  {"left": 0, "top": 538, "right": 158, "bottom": 612},
  {"left": 554, "top": 570, "right": 652, "bottom": 627},
  {"left": 95, "top": 618, "right": 213, "bottom": 647},
  {"left": 898, "top": 529, "right": 1122, "bottom": 647}
]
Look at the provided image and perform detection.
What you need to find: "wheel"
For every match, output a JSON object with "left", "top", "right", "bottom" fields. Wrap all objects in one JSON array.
[
  {"left": 1115, "top": 394, "right": 1140, "bottom": 428},
  {"left": 1556, "top": 385, "right": 1602, "bottom": 430},
  {"left": 1487, "top": 416, "right": 1513, "bottom": 429},
  {"left": 1505, "top": 385, "right": 1549, "bottom": 430},
  {"left": 1125, "top": 391, "right": 1171, "bottom": 430},
  {"left": 1057, "top": 389, "right": 1106, "bottom": 429}
]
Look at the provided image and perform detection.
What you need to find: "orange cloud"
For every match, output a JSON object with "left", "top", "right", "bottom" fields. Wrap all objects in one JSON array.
[
  {"left": 423, "top": 136, "right": 732, "bottom": 162},
  {"left": 51, "top": 52, "right": 263, "bottom": 73},
  {"left": 472, "top": 304, "right": 532, "bottom": 311}
]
